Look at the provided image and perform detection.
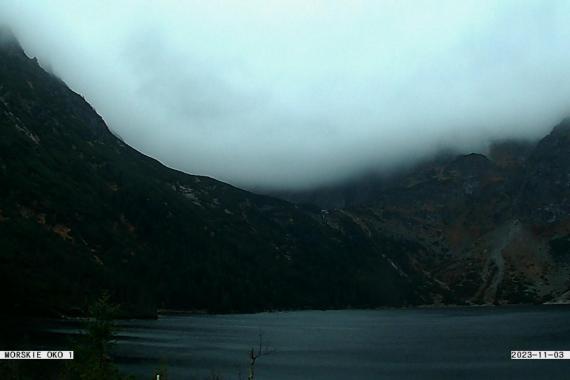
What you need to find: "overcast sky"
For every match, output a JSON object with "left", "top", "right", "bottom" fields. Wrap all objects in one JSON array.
[{"left": 2, "top": 1, "right": 570, "bottom": 190}]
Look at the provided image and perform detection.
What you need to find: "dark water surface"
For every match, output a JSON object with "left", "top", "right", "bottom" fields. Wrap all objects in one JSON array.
[{"left": 38, "top": 306, "right": 570, "bottom": 379}]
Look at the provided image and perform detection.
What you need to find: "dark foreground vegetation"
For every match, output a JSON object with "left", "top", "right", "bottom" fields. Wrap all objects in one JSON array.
[
  {"left": 0, "top": 295, "right": 127, "bottom": 379},
  {"left": 0, "top": 295, "right": 271, "bottom": 380}
]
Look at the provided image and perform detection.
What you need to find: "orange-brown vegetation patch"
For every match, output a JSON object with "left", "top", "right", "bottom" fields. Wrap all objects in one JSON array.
[{"left": 53, "top": 224, "right": 73, "bottom": 241}]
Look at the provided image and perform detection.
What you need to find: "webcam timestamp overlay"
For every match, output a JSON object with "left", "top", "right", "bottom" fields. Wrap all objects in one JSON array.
[{"left": 511, "top": 351, "right": 570, "bottom": 360}]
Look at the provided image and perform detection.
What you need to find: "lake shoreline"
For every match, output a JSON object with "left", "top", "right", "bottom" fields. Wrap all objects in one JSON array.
[{"left": 155, "top": 302, "right": 570, "bottom": 317}]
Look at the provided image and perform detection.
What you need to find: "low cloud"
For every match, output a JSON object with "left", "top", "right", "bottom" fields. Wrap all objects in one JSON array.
[{"left": 2, "top": 1, "right": 570, "bottom": 190}]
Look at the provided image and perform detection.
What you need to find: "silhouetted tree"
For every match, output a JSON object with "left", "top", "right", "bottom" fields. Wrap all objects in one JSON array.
[
  {"left": 247, "top": 332, "right": 274, "bottom": 380},
  {"left": 62, "top": 293, "right": 130, "bottom": 380}
]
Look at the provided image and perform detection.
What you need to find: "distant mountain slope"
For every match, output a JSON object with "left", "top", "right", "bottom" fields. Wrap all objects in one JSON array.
[
  {"left": 278, "top": 124, "right": 570, "bottom": 305},
  {"left": 269, "top": 140, "right": 536, "bottom": 210},
  {"left": 0, "top": 32, "right": 439, "bottom": 317}
]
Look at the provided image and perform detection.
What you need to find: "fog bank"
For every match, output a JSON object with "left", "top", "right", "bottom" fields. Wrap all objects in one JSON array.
[{"left": 2, "top": 1, "right": 570, "bottom": 190}]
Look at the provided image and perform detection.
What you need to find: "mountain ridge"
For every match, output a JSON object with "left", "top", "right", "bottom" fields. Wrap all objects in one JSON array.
[{"left": 0, "top": 34, "right": 439, "bottom": 317}]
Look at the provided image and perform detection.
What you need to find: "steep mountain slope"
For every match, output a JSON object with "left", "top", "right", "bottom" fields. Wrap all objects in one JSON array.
[
  {"left": 289, "top": 126, "right": 570, "bottom": 305},
  {"left": 0, "top": 32, "right": 441, "bottom": 317}
]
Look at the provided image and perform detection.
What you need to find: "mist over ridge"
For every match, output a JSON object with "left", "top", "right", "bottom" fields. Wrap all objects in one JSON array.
[{"left": 2, "top": 1, "right": 570, "bottom": 190}]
